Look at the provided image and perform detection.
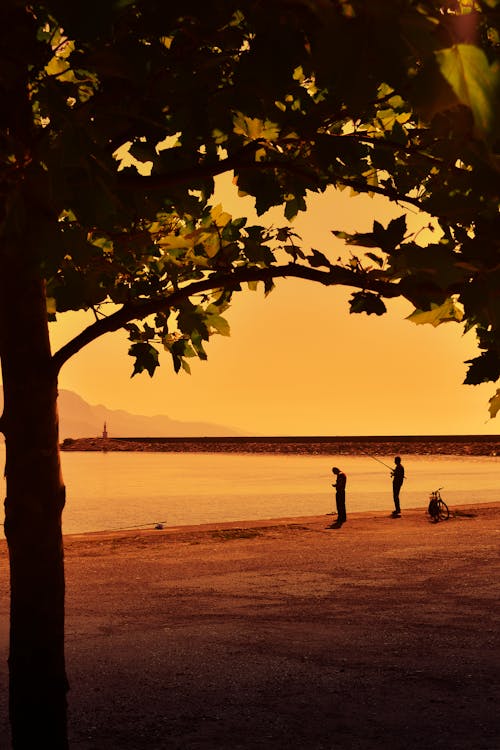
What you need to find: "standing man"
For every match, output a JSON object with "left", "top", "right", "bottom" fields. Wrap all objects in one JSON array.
[
  {"left": 328, "top": 467, "right": 347, "bottom": 528},
  {"left": 391, "top": 456, "right": 404, "bottom": 517}
]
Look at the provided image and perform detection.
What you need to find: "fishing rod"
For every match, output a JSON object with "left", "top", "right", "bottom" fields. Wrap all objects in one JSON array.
[
  {"left": 359, "top": 448, "right": 393, "bottom": 472},
  {"left": 359, "top": 449, "right": 409, "bottom": 478},
  {"left": 113, "top": 519, "right": 168, "bottom": 531}
]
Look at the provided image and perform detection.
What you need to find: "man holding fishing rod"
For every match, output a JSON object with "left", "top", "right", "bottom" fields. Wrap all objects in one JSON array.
[
  {"left": 361, "top": 450, "right": 405, "bottom": 517},
  {"left": 391, "top": 456, "right": 405, "bottom": 517}
]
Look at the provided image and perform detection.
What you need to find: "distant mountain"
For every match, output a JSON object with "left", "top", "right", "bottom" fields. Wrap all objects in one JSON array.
[{"left": 0, "top": 388, "right": 243, "bottom": 439}]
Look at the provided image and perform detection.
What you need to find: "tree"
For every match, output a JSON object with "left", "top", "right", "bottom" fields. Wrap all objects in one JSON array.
[{"left": 1, "top": 0, "right": 498, "bottom": 746}]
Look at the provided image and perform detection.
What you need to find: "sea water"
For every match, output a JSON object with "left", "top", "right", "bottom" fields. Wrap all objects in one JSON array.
[{"left": 0, "top": 448, "right": 498, "bottom": 535}]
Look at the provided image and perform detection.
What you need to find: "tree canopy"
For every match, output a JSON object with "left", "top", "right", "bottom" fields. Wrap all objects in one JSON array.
[{"left": 2, "top": 0, "right": 499, "bottom": 412}]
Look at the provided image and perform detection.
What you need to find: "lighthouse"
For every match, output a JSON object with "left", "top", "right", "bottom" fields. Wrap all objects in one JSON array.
[{"left": 102, "top": 421, "right": 108, "bottom": 439}]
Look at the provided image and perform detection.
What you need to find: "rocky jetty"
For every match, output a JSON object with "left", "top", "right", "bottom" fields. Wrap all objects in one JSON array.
[{"left": 61, "top": 435, "right": 499, "bottom": 456}]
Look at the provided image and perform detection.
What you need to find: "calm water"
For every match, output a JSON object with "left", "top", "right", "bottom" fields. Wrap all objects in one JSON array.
[{"left": 0, "top": 449, "right": 498, "bottom": 535}]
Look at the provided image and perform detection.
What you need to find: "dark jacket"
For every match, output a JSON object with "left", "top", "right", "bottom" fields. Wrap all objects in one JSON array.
[
  {"left": 392, "top": 464, "right": 404, "bottom": 485},
  {"left": 335, "top": 472, "right": 347, "bottom": 493}
]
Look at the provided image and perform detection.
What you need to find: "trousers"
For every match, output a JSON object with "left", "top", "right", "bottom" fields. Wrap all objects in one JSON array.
[
  {"left": 393, "top": 481, "right": 403, "bottom": 513},
  {"left": 336, "top": 490, "right": 346, "bottom": 522}
]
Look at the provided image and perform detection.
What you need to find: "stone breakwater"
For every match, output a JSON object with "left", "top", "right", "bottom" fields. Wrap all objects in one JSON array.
[{"left": 61, "top": 435, "right": 499, "bottom": 456}]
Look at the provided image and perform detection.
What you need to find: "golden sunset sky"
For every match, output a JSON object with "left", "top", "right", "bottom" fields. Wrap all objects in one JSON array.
[{"left": 48, "top": 176, "right": 498, "bottom": 436}]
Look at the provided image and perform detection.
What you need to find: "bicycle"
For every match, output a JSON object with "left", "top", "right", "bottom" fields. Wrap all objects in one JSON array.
[{"left": 427, "top": 487, "right": 450, "bottom": 522}]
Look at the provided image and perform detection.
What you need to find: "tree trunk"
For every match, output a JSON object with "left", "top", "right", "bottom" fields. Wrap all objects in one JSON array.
[{"left": 0, "top": 266, "right": 69, "bottom": 748}]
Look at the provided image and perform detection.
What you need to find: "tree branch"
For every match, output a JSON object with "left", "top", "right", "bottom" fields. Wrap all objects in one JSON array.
[
  {"left": 51, "top": 262, "right": 401, "bottom": 373},
  {"left": 116, "top": 141, "right": 263, "bottom": 190},
  {"left": 117, "top": 148, "right": 429, "bottom": 213},
  {"left": 332, "top": 175, "right": 426, "bottom": 210}
]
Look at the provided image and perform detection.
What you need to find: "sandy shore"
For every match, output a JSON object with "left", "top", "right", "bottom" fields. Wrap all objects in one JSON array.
[{"left": 0, "top": 503, "right": 499, "bottom": 749}]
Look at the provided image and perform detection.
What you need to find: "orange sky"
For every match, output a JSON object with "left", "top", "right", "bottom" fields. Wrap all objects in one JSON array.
[{"left": 47, "top": 177, "right": 499, "bottom": 436}]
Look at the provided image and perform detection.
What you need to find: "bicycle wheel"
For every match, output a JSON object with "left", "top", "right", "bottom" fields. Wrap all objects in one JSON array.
[{"left": 437, "top": 499, "right": 450, "bottom": 521}]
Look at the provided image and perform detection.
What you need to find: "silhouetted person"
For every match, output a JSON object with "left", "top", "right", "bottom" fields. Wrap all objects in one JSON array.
[
  {"left": 328, "top": 467, "right": 347, "bottom": 528},
  {"left": 391, "top": 456, "right": 404, "bottom": 517}
]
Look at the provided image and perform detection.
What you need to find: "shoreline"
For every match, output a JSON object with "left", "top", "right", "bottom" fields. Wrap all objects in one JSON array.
[{"left": 57, "top": 499, "right": 499, "bottom": 541}]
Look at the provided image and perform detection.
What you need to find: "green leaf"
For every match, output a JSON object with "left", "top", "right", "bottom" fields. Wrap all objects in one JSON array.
[
  {"left": 385, "top": 215, "right": 407, "bottom": 248},
  {"left": 46, "top": 297, "right": 57, "bottom": 315},
  {"left": 488, "top": 389, "right": 500, "bottom": 419},
  {"left": 177, "top": 303, "right": 209, "bottom": 340},
  {"left": 435, "top": 44, "right": 500, "bottom": 138},
  {"left": 309, "top": 249, "right": 331, "bottom": 268},
  {"left": 331, "top": 229, "right": 379, "bottom": 248},
  {"left": 243, "top": 239, "right": 275, "bottom": 265},
  {"left": 333, "top": 215, "right": 406, "bottom": 254},
  {"left": 205, "top": 305, "right": 231, "bottom": 336},
  {"left": 168, "top": 339, "right": 195, "bottom": 374},
  {"left": 390, "top": 120, "right": 409, "bottom": 146},
  {"left": 232, "top": 113, "right": 280, "bottom": 142},
  {"left": 406, "top": 298, "right": 464, "bottom": 327},
  {"left": 284, "top": 195, "right": 306, "bottom": 221},
  {"left": 349, "top": 292, "right": 387, "bottom": 316},
  {"left": 129, "top": 343, "right": 160, "bottom": 377},
  {"left": 234, "top": 171, "right": 285, "bottom": 216},
  {"left": 365, "top": 252, "right": 384, "bottom": 268},
  {"left": 372, "top": 216, "right": 407, "bottom": 253},
  {"left": 464, "top": 351, "right": 500, "bottom": 385}
]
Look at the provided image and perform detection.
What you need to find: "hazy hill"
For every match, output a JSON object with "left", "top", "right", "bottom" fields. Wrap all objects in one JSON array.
[{"left": 0, "top": 388, "right": 243, "bottom": 439}]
